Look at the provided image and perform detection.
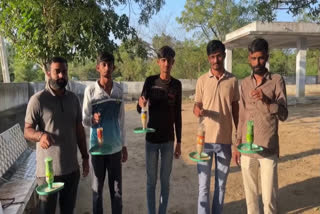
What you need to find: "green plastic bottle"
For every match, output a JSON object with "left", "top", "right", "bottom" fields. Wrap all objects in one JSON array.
[
  {"left": 45, "top": 157, "right": 54, "bottom": 189},
  {"left": 246, "top": 120, "right": 254, "bottom": 150}
]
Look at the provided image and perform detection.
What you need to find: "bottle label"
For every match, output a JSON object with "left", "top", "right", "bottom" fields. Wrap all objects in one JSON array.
[
  {"left": 97, "top": 127, "right": 103, "bottom": 144},
  {"left": 45, "top": 158, "right": 54, "bottom": 185},
  {"left": 246, "top": 120, "right": 254, "bottom": 143},
  {"left": 197, "top": 135, "right": 205, "bottom": 145}
]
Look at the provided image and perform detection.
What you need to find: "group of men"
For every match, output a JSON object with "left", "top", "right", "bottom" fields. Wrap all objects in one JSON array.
[{"left": 24, "top": 37, "right": 287, "bottom": 214}]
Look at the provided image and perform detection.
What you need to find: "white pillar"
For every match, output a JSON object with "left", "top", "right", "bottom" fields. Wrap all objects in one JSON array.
[
  {"left": 0, "top": 37, "right": 10, "bottom": 83},
  {"left": 266, "top": 61, "right": 270, "bottom": 71},
  {"left": 296, "top": 38, "right": 307, "bottom": 98},
  {"left": 225, "top": 48, "right": 233, "bottom": 73}
]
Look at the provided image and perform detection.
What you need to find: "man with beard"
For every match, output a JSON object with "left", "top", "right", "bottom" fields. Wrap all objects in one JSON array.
[
  {"left": 194, "top": 40, "right": 239, "bottom": 214},
  {"left": 82, "top": 52, "right": 127, "bottom": 214},
  {"left": 24, "top": 56, "right": 89, "bottom": 214},
  {"left": 233, "top": 38, "right": 288, "bottom": 214}
]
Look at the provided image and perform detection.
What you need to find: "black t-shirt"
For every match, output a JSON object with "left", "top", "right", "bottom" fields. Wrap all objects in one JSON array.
[{"left": 137, "top": 75, "right": 182, "bottom": 143}]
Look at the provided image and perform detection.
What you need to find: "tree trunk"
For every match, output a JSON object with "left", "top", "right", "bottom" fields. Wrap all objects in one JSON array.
[
  {"left": 40, "top": 63, "right": 48, "bottom": 81},
  {"left": 0, "top": 36, "right": 10, "bottom": 83}
]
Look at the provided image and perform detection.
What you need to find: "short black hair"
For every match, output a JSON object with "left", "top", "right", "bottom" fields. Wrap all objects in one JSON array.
[
  {"left": 157, "top": 46, "right": 175, "bottom": 59},
  {"left": 248, "top": 38, "right": 269, "bottom": 54},
  {"left": 46, "top": 56, "right": 68, "bottom": 71},
  {"left": 97, "top": 52, "right": 115, "bottom": 65},
  {"left": 206, "top": 40, "right": 225, "bottom": 56}
]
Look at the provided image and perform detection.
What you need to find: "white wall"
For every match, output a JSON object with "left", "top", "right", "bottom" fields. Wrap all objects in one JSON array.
[
  {"left": 0, "top": 83, "right": 28, "bottom": 112},
  {"left": 1, "top": 79, "right": 319, "bottom": 112},
  {"left": 0, "top": 79, "right": 198, "bottom": 112}
]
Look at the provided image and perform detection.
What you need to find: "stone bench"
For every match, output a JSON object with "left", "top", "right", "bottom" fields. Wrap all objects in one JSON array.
[{"left": 0, "top": 124, "right": 36, "bottom": 214}]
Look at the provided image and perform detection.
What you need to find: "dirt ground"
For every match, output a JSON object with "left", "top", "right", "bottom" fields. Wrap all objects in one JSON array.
[{"left": 75, "top": 101, "right": 320, "bottom": 214}]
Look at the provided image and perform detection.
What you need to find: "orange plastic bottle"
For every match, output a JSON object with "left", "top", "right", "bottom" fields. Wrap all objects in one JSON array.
[{"left": 196, "top": 123, "right": 205, "bottom": 158}]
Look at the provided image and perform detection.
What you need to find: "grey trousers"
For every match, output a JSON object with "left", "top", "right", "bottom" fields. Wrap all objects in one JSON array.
[{"left": 37, "top": 169, "right": 80, "bottom": 214}]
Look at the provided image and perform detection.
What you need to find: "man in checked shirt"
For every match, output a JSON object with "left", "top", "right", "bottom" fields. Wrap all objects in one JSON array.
[{"left": 233, "top": 38, "right": 288, "bottom": 214}]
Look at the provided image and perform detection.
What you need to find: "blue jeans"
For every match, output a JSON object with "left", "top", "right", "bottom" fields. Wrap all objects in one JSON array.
[
  {"left": 197, "top": 143, "right": 232, "bottom": 214},
  {"left": 146, "top": 141, "right": 174, "bottom": 214}
]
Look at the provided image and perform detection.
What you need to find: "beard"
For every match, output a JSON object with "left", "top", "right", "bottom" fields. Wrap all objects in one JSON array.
[
  {"left": 48, "top": 78, "right": 68, "bottom": 90},
  {"left": 252, "top": 66, "right": 266, "bottom": 75}
]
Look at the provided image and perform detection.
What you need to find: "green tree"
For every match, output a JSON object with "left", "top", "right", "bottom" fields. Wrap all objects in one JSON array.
[
  {"left": 68, "top": 61, "right": 98, "bottom": 81},
  {"left": 173, "top": 41, "right": 208, "bottom": 79},
  {"left": 151, "top": 34, "right": 208, "bottom": 79},
  {"left": 251, "top": 0, "right": 320, "bottom": 22},
  {"left": 115, "top": 41, "right": 149, "bottom": 81},
  {"left": 232, "top": 48, "right": 251, "bottom": 79},
  {"left": 0, "top": 0, "right": 165, "bottom": 73},
  {"left": 306, "top": 49, "right": 320, "bottom": 76},
  {"left": 177, "top": 0, "right": 253, "bottom": 41},
  {"left": 145, "top": 59, "right": 160, "bottom": 77},
  {"left": 152, "top": 33, "right": 178, "bottom": 50},
  {"left": 269, "top": 49, "right": 291, "bottom": 76},
  {"left": 13, "top": 57, "right": 44, "bottom": 82}
]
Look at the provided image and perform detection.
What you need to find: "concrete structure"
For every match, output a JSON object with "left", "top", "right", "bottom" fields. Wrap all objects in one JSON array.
[
  {"left": 0, "top": 83, "right": 29, "bottom": 112},
  {"left": 284, "top": 75, "right": 318, "bottom": 85},
  {"left": 0, "top": 79, "right": 198, "bottom": 113},
  {"left": 1, "top": 76, "right": 318, "bottom": 113},
  {"left": 1, "top": 80, "right": 320, "bottom": 133},
  {"left": 0, "top": 80, "right": 197, "bottom": 132},
  {"left": 223, "top": 21, "right": 320, "bottom": 98}
]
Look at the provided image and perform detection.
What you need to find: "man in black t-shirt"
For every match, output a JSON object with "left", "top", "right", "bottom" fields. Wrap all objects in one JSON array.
[{"left": 137, "top": 46, "right": 182, "bottom": 214}]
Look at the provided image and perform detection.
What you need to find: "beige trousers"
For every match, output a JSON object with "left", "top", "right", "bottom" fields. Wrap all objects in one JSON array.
[{"left": 241, "top": 155, "right": 278, "bottom": 214}]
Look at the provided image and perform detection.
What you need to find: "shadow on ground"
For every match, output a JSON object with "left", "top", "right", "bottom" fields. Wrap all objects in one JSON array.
[{"left": 224, "top": 177, "right": 320, "bottom": 214}]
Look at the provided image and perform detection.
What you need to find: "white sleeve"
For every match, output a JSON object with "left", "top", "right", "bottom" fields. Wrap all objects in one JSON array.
[
  {"left": 119, "top": 96, "right": 126, "bottom": 146},
  {"left": 82, "top": 87, "right": 93, "bottom": 127}
]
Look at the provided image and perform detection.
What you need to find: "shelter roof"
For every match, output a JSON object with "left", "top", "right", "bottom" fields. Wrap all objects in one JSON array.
[{"left": 224, "top": 21, "right": 320, "bottom": 49}]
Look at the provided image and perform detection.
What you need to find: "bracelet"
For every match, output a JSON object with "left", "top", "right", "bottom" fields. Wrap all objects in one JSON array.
[{"left": 38, "top": 132, "right": 44, "bottom": 141}]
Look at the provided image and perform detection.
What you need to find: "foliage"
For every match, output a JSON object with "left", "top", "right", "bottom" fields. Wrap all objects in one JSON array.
[
  {"left": 13, "top": 57, "right": 44, "bottom": 82},
  {"left": 151, "top": 34, "right": 209, "bottom": 79},
  {"left": 0, "top": 0, "right": 164, "bottom": 72},
  {"left": 68, "top": 61, "right": 99, "bottom": 81},
  {"left": 269, "top": 49, "right": 292, "bottom": 76},
  {"left": 177, "top": 0, "right": 253, "bottom": 41},
  {"left": 306, "top": 49, "right": 320, "bottom": 76},
  {"left": 232, "top": 48, "right": 251, "bottom": 79},
  {"left": 269, "top": 49, "right": 320, "bottom": 76},
  {"left": 145, "top": 59, "right": 160, "bottom": 77},
  {"left": 115, "top": 41, "right": 149, "bottom": 81},
  {"left": 233, "top": 48, "right": 320, "bottom": 78},
  {"left": 2, "top": 0, "right": 319, "bottom": 82},
  {"left": 152, "top": 33, "right": 178, "bottom": 51},
  {"left": 173, "top": 41, "right": 208, "bottom": 79},
  {"left": 251, "top": 0, "right": 320, "bottom": 22}
]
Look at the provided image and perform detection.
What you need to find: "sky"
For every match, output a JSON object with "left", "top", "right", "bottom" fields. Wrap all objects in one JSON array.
[
  {"left": 117, "top": 1, "right": 190, "bottom": 42},
  {"left": 117, "top": 0, "right": 295, "bottom": 43}
]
